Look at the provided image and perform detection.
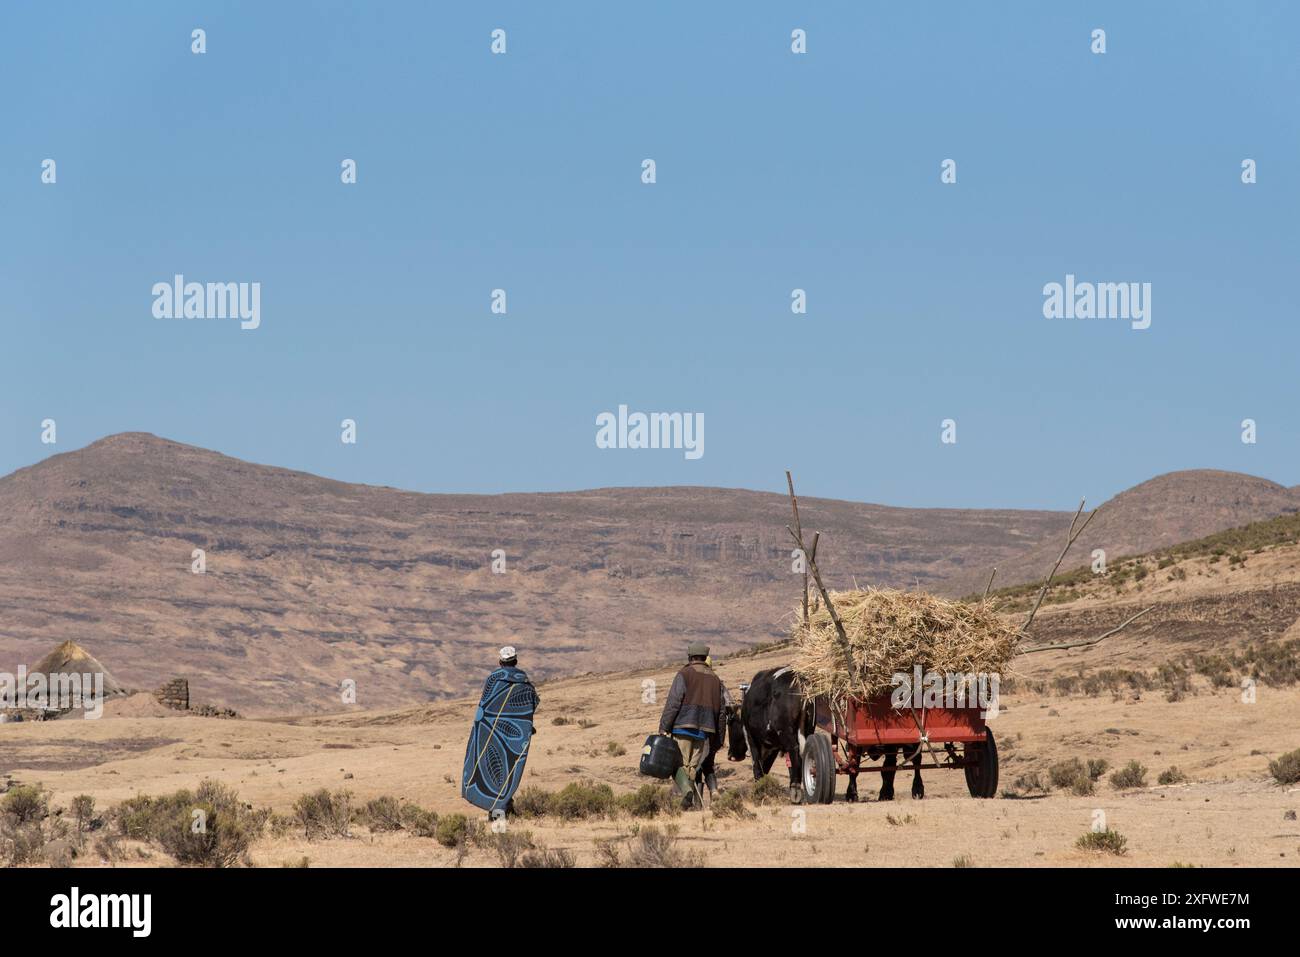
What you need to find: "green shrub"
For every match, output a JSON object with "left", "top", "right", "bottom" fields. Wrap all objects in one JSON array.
[
  {"left": 71, "top": 795, "right": 96, "bottom": 835},
  {"left": 111, "top": 780, "right": 265, "bottom": 868},
  {"left": 548, "top": 781, "right": 615, "bottom": 820},
  {"left": 362, "top": 796, "right": 404, "bottom": 832},
  {"left": 710, "top": 790, "right": 755, "bottom": 819},
  {"left": 1110, "top": 761, "right": 1148, "bottom": 790},
  {"left": 512, "top": 786, "right": 552, "bottom": 818},
  {"left": 750, "top": 775, "right": 789, "bottom": 805},
  {"left": 1157, "top": 767, "right": 1188, "bottom": 786},
  {"left": 153, "top": 780, "right": 264, "bottom": 868},
  {"left": 292, "top": 789, "right": 353, "bottom": 839},
  {"left": 399, "top": 803, "right": 438, "bottom": 837},
  {"left": 616, "top": 784, "right": 675, "bottom": 818},
  {"left": 0, "top": 818, "right": 46, "bottom": 866},
  {"left": 1077, "top": 828, "right": 1128, "bottom": 855},
  {"left": 2, "top": 785, "right": 49, "bottom": 825},
  {"left": 1048, "top": 759, "right": 1093, "bottom": 795},
  {"left": 434, "top": 813, "right": 472, "bottom": 848},
  {"left": 1269, "top": 749, "right": 1300, "bottom": 785}
]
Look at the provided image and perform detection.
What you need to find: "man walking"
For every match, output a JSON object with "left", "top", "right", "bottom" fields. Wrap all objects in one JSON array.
[
  {"left": 658, "top": 642, "right": 724, "bottom": 810},
  {"left": 461, "top": 645, "right": 540, "bottom": 819}
]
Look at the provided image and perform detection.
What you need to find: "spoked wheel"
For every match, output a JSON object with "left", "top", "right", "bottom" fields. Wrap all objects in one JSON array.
[
  {"left": 802, "top": 733, "right": 836, "bottom": 804},
  {"left": 963, "top": 728, "right": 999, "bottom": 798}
]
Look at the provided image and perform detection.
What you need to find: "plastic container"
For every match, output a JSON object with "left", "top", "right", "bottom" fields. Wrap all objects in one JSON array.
[{"left": 638, "top": 733, "right": 683, "bottom": 779}]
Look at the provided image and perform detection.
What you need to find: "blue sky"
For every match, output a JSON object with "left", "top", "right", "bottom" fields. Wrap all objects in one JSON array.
[{"left": 2, "top": 2, "right": 1296, "bottom": 508}]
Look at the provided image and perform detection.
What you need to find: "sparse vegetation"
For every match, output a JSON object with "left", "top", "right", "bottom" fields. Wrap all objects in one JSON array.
[
  {"left": 710, "top": 789, "right": 756, "bottom": 819},
  {"left": 361, "top": 795, "right": 405, "bottom": 832},
  {"left": 1077, "top": 828, "right": 1128, "bottom": 855},
  {"left": 1158, "top": 767, "right": 1188, "bottom": 786},
  {"left": 1048, "top": 758, "right": 1095, "bottom": 795},
  {"left": 750, "top": 775, "right": 789, "bottom": 805},
  {"left": 1110, "top": 761, "right": 1148, "bottom": 790},
  {"left": 615, "top": 783, "right": 677, "bottom": 818},
  {"left": 1269, "top": 749, "right": 1300, "bottom": 785},
  {"left": 626, "top": 825, "right": 705, "bottom": 868},
  {"left": 112, "top": 780, "right": 266, "bottom": 867},
  {"left": 434, "top": 813, "right": 474, "bottom": 848},
  {"left": 2, "top": 784, "right": 49, "bottom": 825},
  {"left": 292, "top": 788, "right": 353, "bottom": 840}
]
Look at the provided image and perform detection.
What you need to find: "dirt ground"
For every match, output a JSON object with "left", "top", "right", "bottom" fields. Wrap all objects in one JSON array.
[{"left": 3, "top": 646, "right": 1298, "bottom": 868}]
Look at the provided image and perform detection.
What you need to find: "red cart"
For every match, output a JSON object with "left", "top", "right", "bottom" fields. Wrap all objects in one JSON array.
[{"left": 800, "top": 693, "right": 999, "bottom": 803}]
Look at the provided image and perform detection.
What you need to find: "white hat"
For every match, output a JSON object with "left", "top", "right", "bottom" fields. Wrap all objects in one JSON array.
[{"left": 499, "top": 645, "right": 517, "bottom": 661}]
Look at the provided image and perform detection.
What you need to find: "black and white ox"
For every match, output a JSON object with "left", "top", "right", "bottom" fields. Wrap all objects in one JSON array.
[{"left": 726, "top": 666, "right": 925, "bottom": 802}]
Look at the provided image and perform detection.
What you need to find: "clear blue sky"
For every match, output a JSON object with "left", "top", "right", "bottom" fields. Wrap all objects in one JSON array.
[{"left": 2, "top": 2, "right": 1296, "bottom": 508}]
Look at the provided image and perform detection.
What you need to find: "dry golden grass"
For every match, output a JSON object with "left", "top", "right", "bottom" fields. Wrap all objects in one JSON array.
[{"left": 792, "top": 588, "right": 1021, "bottom": 699}]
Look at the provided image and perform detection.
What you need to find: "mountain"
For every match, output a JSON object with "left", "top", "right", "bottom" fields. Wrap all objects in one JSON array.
[
  {"left": 0, "top": 433, "right": 1294, "bottom": 714},
  {"left": 988, "top": 470, "right": 1300, "bottom": 591}
]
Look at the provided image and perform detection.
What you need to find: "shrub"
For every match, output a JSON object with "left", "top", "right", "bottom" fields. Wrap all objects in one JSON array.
[
  {"left": 153, "top": 780, "right": 264, "bottom": 868},
  {"left": 1269, "top": 748, "right": 1300, "bottom": 785},
  {"left": 1048, "top": 759, "right": 1093, "bottom": 795},
  {"left": 399, "top": 803, "right": 438, "bottom": 837},
  {"left": 548, "top": 781, "right": 615, "bottom": 820},
  {"left": 293, "top": 789, "right": 353, "bottom": 839},
  {"left": 2, "top": 785, "right": 49, "bottom": 825},
  {"left": 0, "top": 818, "right": 46, "bottom": 866},
  {"left": 487, "top": 829, "right": 536, "bottom": 867},
  {"left": 1087, "top": 759, "right": 1109, "bottom": 781},
  {"left": 710, "top": 790, "right": 755, "bottom": 819},
  {"left": 1012, "top": 771, "right": 1047, "bottom": 794},
  {"left": 71, "top": 795, "right": 96, "bottom": 836},
  {"left": 952, "top": 854, "right": 974, "bottom": 868},
  {"left": 616, "top": 784, "right": 675, "bottom": 818},
  {"left": 434, "top": 813, "right": 472, "bottom": 848},
  {"left": 111, "top": 780, "right": 265, "bottom": 868},
  {"left": 625, "top": 825, "right": 704, "bottom": 868},
  {"left": 518, "top": 845, "right": 576, "bottom": 868},
  {"left": 1157, "top": 767, "right": 1188, "bottom": 786},
  {"left": 1077, "top": 828, "right": 1128, "bottom": 855},
  {"left": 750, "top": 775, "right": 789, "bottom": 805},
  {"left": 1110, "top": 761, "right": 1148, "bottom": 790},
  {"left": 606, "top": 741, "right": 627, "bottom": 757},
  {"left": 512, "top": 786, "right": 552, "bottom": 818},
  {"left": 362, "top": 796, "right": 404, "bottom": 832}
]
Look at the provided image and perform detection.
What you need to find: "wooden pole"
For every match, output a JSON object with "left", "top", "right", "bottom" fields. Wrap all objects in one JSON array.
[
  {"left": 785, "top": 471, "right": 854, "bottom": 673},
  {"left": 1022, "top": 499, "right": 1098, "bottom": 635}
]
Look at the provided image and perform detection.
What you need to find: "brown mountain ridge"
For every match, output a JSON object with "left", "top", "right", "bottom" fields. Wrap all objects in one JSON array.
[{"left": 0, "top": 433, "right": 1294, "bottom": 714}]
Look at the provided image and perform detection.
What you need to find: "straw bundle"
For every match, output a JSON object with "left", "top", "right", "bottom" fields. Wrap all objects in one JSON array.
[{"left": 790, "top": 588, "right": 1021, "bottom": 700}]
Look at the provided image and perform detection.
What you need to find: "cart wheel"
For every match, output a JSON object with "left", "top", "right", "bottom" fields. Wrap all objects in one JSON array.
[
  {"left": 964, "top": 728, "right": 999, "bottom": 798},
  {"left": 802, "top": 733, "right": 836, "bottom": 804}
]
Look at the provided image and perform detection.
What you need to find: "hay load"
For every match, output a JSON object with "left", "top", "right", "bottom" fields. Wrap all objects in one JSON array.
[{"left": 790, "top": 588, "right": 1021, "bottom": 701}]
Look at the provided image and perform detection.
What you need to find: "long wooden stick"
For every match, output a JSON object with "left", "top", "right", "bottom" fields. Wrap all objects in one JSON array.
[
  {"left": 982, "top": 567, "right": 997, "bottom": 601},
  {"left": 1022, "top": 499, "right": 1097, "bottom": 634},
  {"left": 1018, "top": 606, "right": 1153, "bottom": 655},
  {"left": 785, "top": 471, "right": 854, "bottom": 673}
]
